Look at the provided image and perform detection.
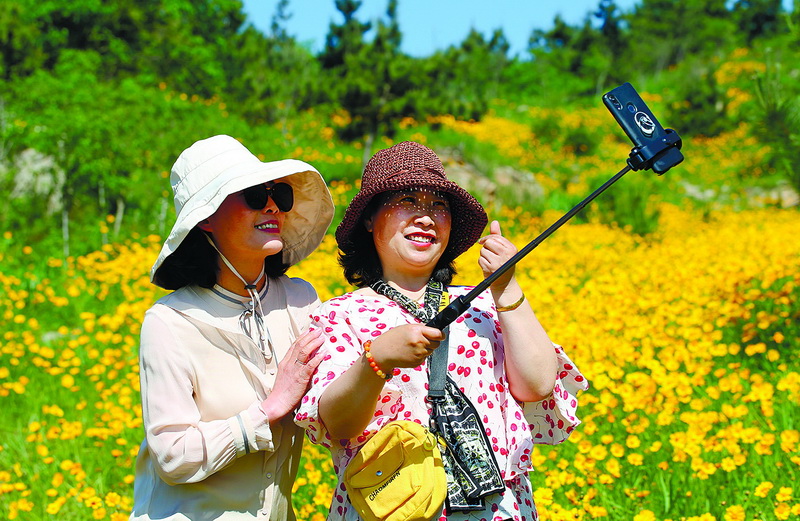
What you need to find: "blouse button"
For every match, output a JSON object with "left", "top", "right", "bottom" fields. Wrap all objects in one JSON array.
[{"left": 266, "top": 472, "right": 273, "bottom": 479}]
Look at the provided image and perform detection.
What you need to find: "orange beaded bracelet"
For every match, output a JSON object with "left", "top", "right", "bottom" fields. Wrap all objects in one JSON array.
[{"left": 363, "top": 340, "right": 392, "bottom": 380}]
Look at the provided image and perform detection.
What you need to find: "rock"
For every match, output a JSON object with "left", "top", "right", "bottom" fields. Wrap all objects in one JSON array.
[
  {"left": 436, "top": 147, "right": 544, "bottom": 209},
  {"left": 5, "top": 148, "right": 65, "bottom": 214},
  {"left": 745, "top": 182, "right": 799, "bottom": 208}
]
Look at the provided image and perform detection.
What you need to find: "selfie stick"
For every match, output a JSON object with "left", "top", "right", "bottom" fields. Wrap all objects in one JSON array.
[{"left": 426, "top": 129, "right": 682, "bottom": 331}]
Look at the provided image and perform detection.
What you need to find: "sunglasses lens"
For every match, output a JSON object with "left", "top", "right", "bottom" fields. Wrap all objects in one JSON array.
[
  {"left": 241, "top": 183, "right": 294, "bottom": 212},
  {"left": 242, "top": 185, "right": 268, "bottom": 210},
  {"left": 271, "top": 183, "right": 294, "bottom": 212}
]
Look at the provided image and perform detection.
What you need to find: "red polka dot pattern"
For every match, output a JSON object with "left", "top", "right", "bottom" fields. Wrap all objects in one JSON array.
[{"left": 295, "top": 286, "right": 588, "bottom": 520}]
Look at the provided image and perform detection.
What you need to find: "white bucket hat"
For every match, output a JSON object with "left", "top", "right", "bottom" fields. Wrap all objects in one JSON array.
[{"left": 150, "top": 135, "right": 334, "bottom": 285}]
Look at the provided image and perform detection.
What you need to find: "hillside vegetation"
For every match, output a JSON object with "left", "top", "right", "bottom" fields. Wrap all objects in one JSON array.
[{"left": 2, "top": 0, "right": 799, "bottom": 254}]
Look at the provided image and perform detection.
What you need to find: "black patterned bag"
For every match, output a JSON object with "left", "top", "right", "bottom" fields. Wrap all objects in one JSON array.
[{"left": 428, "top": 330, "right": 505, "bottom": 511}]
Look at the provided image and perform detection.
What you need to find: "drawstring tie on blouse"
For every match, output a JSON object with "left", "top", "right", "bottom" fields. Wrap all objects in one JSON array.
[{"left": 205, "top": 234, "right": 274, "bottom": 359}]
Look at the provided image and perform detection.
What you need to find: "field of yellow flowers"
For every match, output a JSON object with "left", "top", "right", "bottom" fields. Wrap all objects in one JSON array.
[
  {"left": 1, "top": 197, "right": 797, "bottom": 520},
  {"left": 2, "top": 53, "right": 799, "bottom": 520}
]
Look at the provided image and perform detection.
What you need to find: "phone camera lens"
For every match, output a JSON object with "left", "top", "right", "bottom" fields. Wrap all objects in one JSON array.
[
  {"left": 608, "top": 95, "right": 623, "bottom": 110},
  {"left": 626, "top": 102, "right": 637, "bottom": 113}
]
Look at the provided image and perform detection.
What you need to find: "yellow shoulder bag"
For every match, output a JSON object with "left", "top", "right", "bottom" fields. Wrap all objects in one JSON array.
[{"left": 344, "top": 420, "right": 446, "bottom": 521}]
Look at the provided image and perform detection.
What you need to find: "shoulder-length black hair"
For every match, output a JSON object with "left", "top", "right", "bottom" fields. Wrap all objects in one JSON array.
[
  {"left": 153, "top": 227, "right": 289, "bottom": 290},
  {"left": 338, "top": 197, "right": 457, "bottom": 288}
]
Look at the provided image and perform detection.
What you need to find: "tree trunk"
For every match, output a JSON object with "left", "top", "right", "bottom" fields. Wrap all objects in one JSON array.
[
  {"left": 361, "top": 133, "right": 375, "bottom": 169},
  {"left": 113, "top": 198, "right": 125, "bottom": 238},
  {"left": 61, "top": 206, "right": 70, "bottom": 258},
  {"left": 158, "top": 197, "right": 169, "bottom": 237},
  {"left": 100, "top": 180, "right": 107, "bottom": 245}
]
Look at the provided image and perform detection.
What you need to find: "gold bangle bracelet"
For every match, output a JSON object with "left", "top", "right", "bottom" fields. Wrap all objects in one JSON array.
[{"left": 496, "top": 293, "right": 526, "bottom": 312}]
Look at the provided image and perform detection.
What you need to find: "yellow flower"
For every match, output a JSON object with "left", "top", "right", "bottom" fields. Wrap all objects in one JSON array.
[
  {"left": 534, "top": 487, "right": 554, "bottom": 506},
  {"left": 586, "top": 504, "right": 609, "bottom": 518},
  {"left": 606, "top": 458, "right": 621, "bottom": 478},
  {"left": 721, "top": 457, "right": 737, "bottom": 472},
  {"left": 781, "top": 430, "right": 799, "bottom": 453},
  {"left": 626, "top": 435, "right": 641, "bottom": 449},
  {"left": 46, "top": 498, "right": 66, "bottom": 514},
  {"left": 775, "top": 502, "right": 791, "bottom": 520},
  {"left": 627, "top": 453, "right": 644, "bottom": 466},
  {"left": 724, "top": 505, "right": 745, "bottom": 521},
  {"left": 104, "top": 492, "right": 122, "bottom": 508},
  {"left": 754, "top": 481, "right": 774, "bottom": 498},
  {"left": 610, "top": 443, "right": 625, "bottom": 458},
  {"left": 292, "top": 477, "right": 307, "bottom": 493},
  {"left": 775, "top": 487, "right": 792, "bottom": 502},
  {"left": 312, "top": 482, "right": 333, "bottom": 506},
  {"left": 590, "top": 445, "right": 608, "bottom": 460},
  {"left": 80, "top": 488, "right": 99, "bottom": 502},
  {"left": 61, "top": 374, "right": 75, "bottom": 388},
  {"left": 633, "top": 510, "right": 656, "bottom": 521}
]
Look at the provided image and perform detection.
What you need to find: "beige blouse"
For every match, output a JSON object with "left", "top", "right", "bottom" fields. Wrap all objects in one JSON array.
[{"left": 130, "top": 276, "right": 319, "bottom": 521}]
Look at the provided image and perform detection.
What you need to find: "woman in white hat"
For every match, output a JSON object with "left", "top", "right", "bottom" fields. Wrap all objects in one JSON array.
[{"left": 130, "top": 135, "right": 334, "bottom": 521}]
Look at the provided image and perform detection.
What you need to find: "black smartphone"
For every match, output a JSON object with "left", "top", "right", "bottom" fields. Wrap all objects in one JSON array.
[{"left": 602, "top": 82, "right": 683, "bottom": 174}]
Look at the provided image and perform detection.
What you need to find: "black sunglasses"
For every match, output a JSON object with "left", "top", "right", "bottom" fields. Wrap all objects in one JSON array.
[{"left": 242, "top": 182, "right": 294, "bottom": 212}]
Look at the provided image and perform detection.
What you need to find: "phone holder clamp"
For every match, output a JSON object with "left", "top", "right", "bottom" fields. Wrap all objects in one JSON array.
[{"left": 627, "top": 128, "right": 682, "bottom": 172}]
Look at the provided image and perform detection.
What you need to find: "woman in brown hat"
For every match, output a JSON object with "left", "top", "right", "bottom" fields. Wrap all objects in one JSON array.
[
  {"left": 296, "top": 141, "right": 587, "bottom": 520},
  {"left": 131, "top": 135, "right": 334, "bottom": 520}
]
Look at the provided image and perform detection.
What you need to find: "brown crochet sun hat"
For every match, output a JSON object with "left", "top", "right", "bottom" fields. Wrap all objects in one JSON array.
[{"left": 336, "top": 141, "right": 488, "bottom": 259}]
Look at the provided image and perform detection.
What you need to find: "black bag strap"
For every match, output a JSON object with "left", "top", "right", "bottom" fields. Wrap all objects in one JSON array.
[
  {"left": 428, "top": 327, "right": 449, "bottom": 401},
  {"left": 428, "top": 288, "right": 450, "bottom": 401}
]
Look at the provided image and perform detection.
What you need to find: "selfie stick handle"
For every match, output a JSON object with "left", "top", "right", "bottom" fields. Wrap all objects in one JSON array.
[{"left": 426, "top": 164, "right": 632, "bottom": 331}]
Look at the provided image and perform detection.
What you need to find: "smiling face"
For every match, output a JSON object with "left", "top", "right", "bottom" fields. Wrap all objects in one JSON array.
[
  {"left": 199, "top": 180, "right": 288, "bottom": 277},
  {"left": 365, "top": 188, "right": 452, "bottom": 283}
]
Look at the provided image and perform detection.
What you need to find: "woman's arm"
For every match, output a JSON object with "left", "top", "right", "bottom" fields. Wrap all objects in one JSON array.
[
  {"left": 318, "top": 323, "right": 444, "bottom": 440},
  {"left": 139, "top": 310, "right": 244, "bottom": 484},
  {"left": 478, "top": 221, "right": 558, "bottom": 403}
]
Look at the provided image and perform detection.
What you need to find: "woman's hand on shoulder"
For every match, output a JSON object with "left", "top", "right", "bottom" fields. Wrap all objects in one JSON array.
[
  {"left": 260, "top": 328, "right": 325, "bottom": 422},
  {"left": 370, "top": 324, "right": 445, "bottom": 370}
]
